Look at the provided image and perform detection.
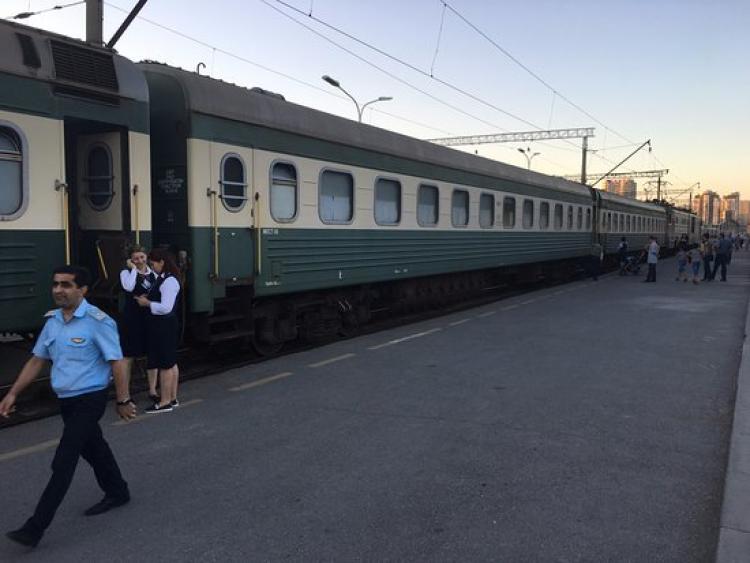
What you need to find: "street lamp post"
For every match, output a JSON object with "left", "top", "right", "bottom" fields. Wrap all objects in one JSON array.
[
  {"left": 322, "top": 75, "right": 392, "bottom": 122},
  {"left": 517, "top": 146, "right": 540, "bottom": 170}
]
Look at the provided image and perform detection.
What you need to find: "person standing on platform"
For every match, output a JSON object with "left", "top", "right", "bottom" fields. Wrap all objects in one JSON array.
[
  {"left": 617, "top": 237, "right": 629, "bottom": 275},
  {"left": 135, "top": 249, "right": 181, "bottom": 413},
  {"left": 119, "top": 246, "right": 159, "bottom": 403},
  {"left": 675, "top": 244, "right": 689, "bottom": 282},
  {"left": 0, "top": 266, "right": 135, "bottom": 548},
  {"left": 712, "top": 233, "right": 733, "bottom": 282},
  {"left": 689, "top": 245, "right": 702, "bottom": 284},
  {"left": 588, "top": 240, "right": 603, "bottom": 281},
  {"left": 701, "top": 233, "right": 714, "bottom": 281},
  {"left": 644, "top": 235, "right": 659, "bottom": 282}
]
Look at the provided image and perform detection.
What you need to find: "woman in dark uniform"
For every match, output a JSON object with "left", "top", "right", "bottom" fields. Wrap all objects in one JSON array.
[
  {"left": 119, "top": 246, "right": 158, "bottom": 402},
  {"left": 135, "top": 248, "right": 181, "bottom": 413}
]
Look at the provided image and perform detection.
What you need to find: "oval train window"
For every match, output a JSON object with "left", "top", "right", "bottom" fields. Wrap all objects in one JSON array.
[
  {"left": 220, "top": 155, "right": 247, "bottom": 211},
  {"left": 85, "top": 145, "right": 114, "bottom": 210}
]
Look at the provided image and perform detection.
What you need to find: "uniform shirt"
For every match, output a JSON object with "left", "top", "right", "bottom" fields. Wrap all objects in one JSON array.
[
  {"left": 120, "top": 266, "right": 154, "bottom": 293},
  {"left": 149, "top": 275, "right": 180, "bottom": 316},
  {"left": 32, "top": 299, "right": 123, "bottom": 398},
  {"left": 647, "top": 241, "right": 660, "bottom": 264},
  {"left": 717, "top": 238, "right": 733, "bottom": 256}
]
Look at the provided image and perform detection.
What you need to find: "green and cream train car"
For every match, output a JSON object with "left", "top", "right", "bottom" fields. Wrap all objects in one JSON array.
[
  {"left": 597, "top": 191, "right": 668, "bottom": 256},
  {"left": 140, "top": 64, "right": 597, "bottom": 348},
  {"left": 0, "top": 20, "right": 151, "bottom": 334}
]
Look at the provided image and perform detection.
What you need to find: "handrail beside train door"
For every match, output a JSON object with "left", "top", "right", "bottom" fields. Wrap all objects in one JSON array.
[
  {"left": 55, "top": 180, "right": 70, "bottom": 265},
  {"left": 254, "top": 192, "right": 262, "bottom": 275},
  {"left": 207, "top": 187, "right": 219, "bottom": 279},
  {"left": 132, "top": 184, "right": 140, "bottom": 245}
]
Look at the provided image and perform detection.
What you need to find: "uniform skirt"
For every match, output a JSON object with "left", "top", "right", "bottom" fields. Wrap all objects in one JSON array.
[
  {"left": 119, "top": 303, "right": 150, "bottom": 358},
  {"left": 147, "top": 313, "right": 178, "bottom": 370}
]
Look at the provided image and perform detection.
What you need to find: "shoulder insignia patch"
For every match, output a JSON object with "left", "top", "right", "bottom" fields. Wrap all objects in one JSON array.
[
  {"left": 87, "top": 308, "right": 108, "bottom": 321},
  {"left": 44, "top": 309, "right": 57, "bottom": 318}
]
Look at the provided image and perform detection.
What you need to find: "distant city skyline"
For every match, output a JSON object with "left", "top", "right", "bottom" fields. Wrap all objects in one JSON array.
[{"left": 3, "top": 0, "right": 748, "bottom": 198}]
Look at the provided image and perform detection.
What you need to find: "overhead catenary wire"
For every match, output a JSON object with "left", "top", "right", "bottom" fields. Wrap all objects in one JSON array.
[
  {"left": 6, "top": 0, "right": 84, "bottom": 20},
  {"left": 101, "top": 1, "right": 453, "bottom": 137},
  {"left": 266, "top": 0, "right": 636, "bottom": 175}
]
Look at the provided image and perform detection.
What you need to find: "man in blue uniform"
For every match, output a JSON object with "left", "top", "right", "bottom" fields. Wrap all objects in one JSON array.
[{"left": 0, "top": 266, "right": 137, "bottom": 548}]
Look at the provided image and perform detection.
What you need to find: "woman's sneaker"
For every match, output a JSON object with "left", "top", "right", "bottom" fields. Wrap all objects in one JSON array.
[
  {"left": 170, "top": 399, "right": 180, "bottom": 408},
  {"left": 145, "top": 402, "right": 173, "bottom": 414}
]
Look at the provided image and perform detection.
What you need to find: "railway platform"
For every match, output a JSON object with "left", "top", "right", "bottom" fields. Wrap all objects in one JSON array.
[{"left": 1, "top": 252, "right": 750, "bottom": 562}]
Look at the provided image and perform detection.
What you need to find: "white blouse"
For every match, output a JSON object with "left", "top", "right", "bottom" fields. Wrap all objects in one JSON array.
[
  {"left": 150, "top": 275, "right": 181, "bottom": 316},
  {"left": 119, "top": 267, "right": 153, "bottom": 292}
]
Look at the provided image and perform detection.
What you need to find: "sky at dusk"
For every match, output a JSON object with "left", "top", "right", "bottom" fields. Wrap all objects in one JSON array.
[{"left": 3, "top": 0, "right": 749, "bottom": 201}]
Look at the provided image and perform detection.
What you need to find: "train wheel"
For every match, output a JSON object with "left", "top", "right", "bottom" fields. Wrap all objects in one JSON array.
[{"left": 251, "top": 334, "right": 283, "bottom": 357}]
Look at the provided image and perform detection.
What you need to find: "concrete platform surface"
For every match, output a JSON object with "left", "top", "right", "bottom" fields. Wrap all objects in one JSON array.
[{"left": 1, "top": 253, "right": 749, "bottom": 562}]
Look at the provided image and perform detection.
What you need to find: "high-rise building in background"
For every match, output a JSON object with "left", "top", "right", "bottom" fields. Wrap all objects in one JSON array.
[
  {"left": 723, "top": 192, "right": 740, "bottom": 222},
  {"left": 694, "top": 190, "right": 722, "bottom": 225},
  {"left": 603, "top": 178, "right": 637, "bottom": 199},
  {"left": 739, "top": 200, "right": 750, "bottom": 224}
]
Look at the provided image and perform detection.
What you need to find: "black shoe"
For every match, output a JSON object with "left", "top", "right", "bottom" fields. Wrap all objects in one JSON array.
[
  {"left": 145, "top": 402, "right": 173, "bottom": 414},
  {"left": 6, "top": 526, "right": 42, "bottom": 548},
  {"left": 84, "top": 495, "right": 130, "bottom": 516},
  {"left": 148, "top": 393, "right": 160, "bottom": 404},
  {"left": 170, "top": 399, "right": 180, "bottom": 408}
]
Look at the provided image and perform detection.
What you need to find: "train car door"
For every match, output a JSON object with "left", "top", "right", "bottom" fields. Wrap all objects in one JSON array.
[{"left": 68, "top": 129, "right": 130, "bottom": 294}]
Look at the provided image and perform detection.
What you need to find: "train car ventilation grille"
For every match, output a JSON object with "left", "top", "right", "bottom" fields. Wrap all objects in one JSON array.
[
  {"left": 50, "top": 40, "right": 118, "bottom": 91},
  {"left": 16, "top": 34, "right": 41, "bottom": 69}
]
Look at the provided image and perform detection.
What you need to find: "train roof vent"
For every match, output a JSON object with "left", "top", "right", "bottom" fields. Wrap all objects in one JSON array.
[
  {"left": 50, "top": 40, "right": 118, "bottom": 91},
  {"left": 16, "top": 33, "right": 41, "bottom": 69}
]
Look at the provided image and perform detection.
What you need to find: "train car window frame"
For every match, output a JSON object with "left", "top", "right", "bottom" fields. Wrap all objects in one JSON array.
[
  {"left": 585, "top": 208, "right": 591, "bottom": 230},
  {"left": 502, "top": 196, "right": 516, "bottom": 229},
  {"left": 522, "top": 199, "right": 534, "bottom": 229},
  {"left": 83, "top": 143, "right": 115, "bottom": 211},
  {"left": 554, "top": 203, "right": 563, "bottom": 230},
  {"left": 451, "top": 189, "right": 469, "bottom": 227},
  {"left": 0, "top": 122, "right": 29, "bottom": 221},
  {"left": 319, "top": 168, "right": 355, "bottom": 224},
  {"left": 269, "top": 160, "right": 298, "bottom": 223},
  {"left": 576, "top": 207, "right": 583, "bottom": 230},
  {"left": 479, "top": 193, "right": 495, "bottom": 229},
  {"left": 417, "top": 184, "right": 439, "bottom": 227},
  {"left": 540, "top": 201, "right": 550, "bottom": 230},
  {"left": 619, "top": 214, "right": 624, "bottom": 232},
  {"left": 626, "top": 215, "right": 631, "bottom": 232},
  {"left": 219, "top": 153, "right": 248, "bottom": 212},
  {"left": 607, "top": 212, "right": 612, "bottom": 231},
  {"left": 374, "top": 176, "right": 402, "bottom": 226},
  {"left": 566, "top": 205, "right": 574, "bottom": 230}
]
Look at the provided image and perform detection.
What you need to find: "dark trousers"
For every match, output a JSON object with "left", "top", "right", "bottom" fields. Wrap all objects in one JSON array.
[
  {"left": 26, "top": 389, "right": 128, "bottom": 533},
  {"left": 588, "top": 256, "right": 601, "bottom": 280},
  {"left": 646, "top": 263, "right": 656, "bottom": 282},
  {"left": 703, "top": 257, "right": 713, "bottom": 280},
  {"left": 712, "top": 255, "right": 728, "bottom": 281}
]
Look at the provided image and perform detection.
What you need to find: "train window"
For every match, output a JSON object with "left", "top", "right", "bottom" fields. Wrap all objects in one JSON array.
[
  {"left": 626, "top": 216, "right": 631, "bottom": 232},
  {"left": 619, "top": 214, "right": 624, "bottom": 232},
  {"left": 374, "top": 178, "right": 401, "bottom": 225},
  {"left": 270, "top": 162, "right": 297, "bottom": 221},
  {"left": 638, "top": 217, "right": 643, "bottom": 232},
  {"left": 0, "top": 127, "right": 23, "bottom": 216},
  {"left": 451, "top": 190, "right": 469, "bottom": 226},
  {"left": 479, "top": 193, "right": 495, "bottom": 228},
  {"left": 502, "top": 197, "right": 516, "bottom": 228},
  {"left": 220, "top": 154, "right": 247, "bottom": 211},
  {"left": 522, "top": 199, "right": 534, "bottom": 229},
  {"left": 585, "top": 208, "right": 591, "bottom": 230},
  {"left": 607, "top": 212, "right": 612, "bottom": 230},
  {"left": 540, "top": 202, "right": 550, "bottom": 229},
  {"left": 417, "top": 184, "right": 439, "bottom": 226},
  {"left": 320, "top": 170, "right": 354, "bottom": 223},
  {"left": 554, "top": 204, "right": 563, "bottom": 230},
  {"left": 566, "top": 206, "right": 573, "bottom": 230},
  {"left": 601, "top": 212, "right": 606, "bottom": 230},
  {"left": 576, "top": 207, "right": 583, "bottom": 230},
  {"left": 84, "top": 145, "right": 114, "bottom": 211}
]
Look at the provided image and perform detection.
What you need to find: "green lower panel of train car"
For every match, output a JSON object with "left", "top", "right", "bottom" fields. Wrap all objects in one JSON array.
[
  {"left": 255, "top": 229, "right": 591, "bottom": 297},
  {"left": 188, "top": 227, "right": 254, "bottom": 314},
  {"left": 0, "top": 230, "right": 65, "bottom": 333}
]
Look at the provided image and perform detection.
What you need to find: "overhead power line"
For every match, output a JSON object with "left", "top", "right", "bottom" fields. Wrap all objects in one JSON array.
[{"left": 6, "top": 0, "right": 84, "bottom": 20}]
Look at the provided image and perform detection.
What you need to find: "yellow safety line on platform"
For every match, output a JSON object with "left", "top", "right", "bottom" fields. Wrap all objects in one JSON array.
[
  {"left": 368, "top": 328, "right": 442, "bottom": 350},
  {"left": 230, "top": 372, "right": 293, "bottom": 391},
  {"left": 308, "top": 354, "right": 356, "bottom": 368},
  {"left": 0, "top": 439, "right": 59, "bottom": 463}
]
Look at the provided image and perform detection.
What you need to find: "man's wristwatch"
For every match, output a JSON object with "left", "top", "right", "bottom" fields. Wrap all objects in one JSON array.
[{"left": 116, "top": 398, "right": 135, "bottom": 406}]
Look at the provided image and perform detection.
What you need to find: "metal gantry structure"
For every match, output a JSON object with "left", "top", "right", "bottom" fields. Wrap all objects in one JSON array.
[{"left": 427, "top": 127, "right": 594, "bottom": 184}]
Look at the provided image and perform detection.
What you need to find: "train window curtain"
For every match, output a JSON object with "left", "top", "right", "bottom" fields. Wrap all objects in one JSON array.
[
  {"left": 319, "top": 170, "right": 353, "bottom": 223},
  {"left": 270, "top": 162, "right": 298, "bottom": 221},
  {"left": 374, "top": 178, "right": 401, "bottom": 225},
  {"left": 417, "top": 185, "right": 439, "bottom": 226}
]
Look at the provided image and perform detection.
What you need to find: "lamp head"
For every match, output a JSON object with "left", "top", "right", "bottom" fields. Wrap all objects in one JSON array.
[
  {"left": 377, "top": 96, "right": 393, "bottom": 102},
  {"left": 322, "top": 75, "right": 340, "bottom": 88}
]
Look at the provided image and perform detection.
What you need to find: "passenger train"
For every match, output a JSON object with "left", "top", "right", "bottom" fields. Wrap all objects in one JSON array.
[{"left": 0, "top": 20, "right": 701, "bottom": 351}]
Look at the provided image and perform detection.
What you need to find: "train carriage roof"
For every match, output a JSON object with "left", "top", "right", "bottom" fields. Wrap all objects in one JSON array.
[
  {"left": 0, "top": 19, "right": 148, "bottom": 104},
  {"left": 139, "top": 63, "right": 593, "bottom": 199},
  {"left": 598, "top": 189, "right": 667, "bottom": 215}
]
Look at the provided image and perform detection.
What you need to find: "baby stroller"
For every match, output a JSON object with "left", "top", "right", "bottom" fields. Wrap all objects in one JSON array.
[{"left": 619, "top": 254, "right": 642, "bottom": 276}]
